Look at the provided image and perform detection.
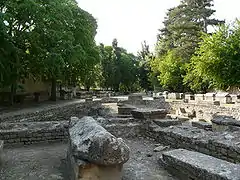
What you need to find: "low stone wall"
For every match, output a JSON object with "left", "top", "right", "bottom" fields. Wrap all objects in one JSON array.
[
  {"left": 0, "top": 121, "right": 69, "bottom": 145},
  {"left": 146, "top": 125, "right": 240, "bottom": 163},
  {"left": 0, "top": 140, "right": 3, "bottom": 164},
  {"left": 96, "top": 117, "right": 144, "bottom": 138},
  {"left": 0, "top": 101, "right": 103, "bottom": 123},
  {"left": 169, "top": 101, "right": 240, "bottom": 121},
  {"left": 120, "top": 99, "right": 168, "bottom": 110},
  {"left": 162, "top": 149, "right": 240, "bottom": 180}
]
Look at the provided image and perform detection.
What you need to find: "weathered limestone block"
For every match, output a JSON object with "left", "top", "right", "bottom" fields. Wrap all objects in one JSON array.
[
  {"left": 0, "top": 140, "right": 3, "bottom": 165},
  {"left": 216, "top": 93, "right": 232, "bottom": 104},
  {"left": 185, "top": 94, "right": 195, "bottom": 101},
  {"left": 68, "top": 157, "right": 123, "bottom": 180},
  {"left": 101, "top": 97, "right": 118, "bottom": 103},
  {"left": 213, "top": 101, "right": 220, "bottom": 105},
  {"left": 192, "top": 121, "right": 212, "bottom": 131},
  {"left": 205, "top": 92, "right": 216, "bottom": 101},
  {"left": 177, "top": 116, "right": 190, "bottom": 121},
  {"left": 69, "top": 116, "right": 130, "bottom": 166},
  {"left": 118, "top": 106, "right": 136, "bottom": 115},
  {"left": 168, "top": 93, "right": 181, "bottom": 100},
  {"left": 195, "top": 94, "right": 204, "bottom": 102},
  {"left": 162, "top": 149, "right": 240, "bottom": 180},
  {"left": 85, "top": 98, "right": 93, "bottom": 102},
  {"left": 211, "top": 115, "right": 240, "bottom": 132},
  {"left": 153, "top": 119, "right": 182, "bottom": 127},
  {"left": 128, "top": 95, "right": 143, "bottom": 101},
  {"left": 131, "top": 108, "right": 167, "bottom": 120}
]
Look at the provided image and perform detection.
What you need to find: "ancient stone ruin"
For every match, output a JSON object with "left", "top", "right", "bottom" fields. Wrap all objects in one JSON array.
[
  {"left": 0, "top": 93, "right": 240, "bottom": 180},
  {"left": 68, "top": 116, "right": 129, "bottom": 180}
]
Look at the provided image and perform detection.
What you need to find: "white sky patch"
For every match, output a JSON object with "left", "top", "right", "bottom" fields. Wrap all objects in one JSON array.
[{"left": 77, "top": 0, "right": 240, "bottom": 54}]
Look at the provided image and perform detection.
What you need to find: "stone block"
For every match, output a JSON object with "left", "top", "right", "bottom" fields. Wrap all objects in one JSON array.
[
  {"left": 213, "top": 101, "right": 220, "bottom": 105},
  {"left": 85, "top": 98, "right": 93, "bottom": 102},
  {"left": 68, "top": 153, "right": 123, "bottom": 180},
  {"left": 177, "top": 116, "right": 190, "bottom": 121},
  {"left": 216, "top": 93, "right": 232, "bottom": 104},
  {"left": 211, "top": 115, "right": 240, "bottom": 132},
  {"left": 118, "top": 106, "right": 136, "bottom": 115},
  {"left": 153, "top": 119, "right": 182, "bottom": 127},
  {"left": 128, "top": 95, "right": 143, "bottom": 101},
  {"left": 69, "top": 116, "right": 130, "bottom": 165},
  {"left": 0, "top": 140, "right": 3, "bottom": 165},
  {"left": 162, "top": 149, "right": 240, "bottom": 180},
  {"left": 131, "top": 108, "right": 167, "bottom": 120},
  {"left": 185, "top": 94, "right": 195, "bottom": 101},
  {"left": 195, "top": 94, "right": 205, "bottom": 102},
  {"left": 192, "top": 121, "right": 212, "bottom": 131},
  {"left": 205, "top": 92, "right": 216, "bottom": 101},
  {"left": 168, "top": 93, "right": 181, "bottom": 100},
  {"left": 101, "top": 97, "right": 118, "bottom": 103}
]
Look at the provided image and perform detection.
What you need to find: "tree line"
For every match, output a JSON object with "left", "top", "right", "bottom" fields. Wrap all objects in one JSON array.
[
  {"left": 0, "top": 0, "right": 151, "bottom": 104},
  {"left": 0, "top": 0, "right": 100, "bottom": 103},
  {"left": 2, "top": 0, "right": 237, "bottom": 105},
  {"left": 148, "top": 0, "right": 240, "bottom": 93}
]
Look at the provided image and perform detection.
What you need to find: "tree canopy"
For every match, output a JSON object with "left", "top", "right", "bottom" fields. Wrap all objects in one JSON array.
[
  {"left": 0, "top": 0, "right": 99, "bottom": 102},
  {"left": 151, "top": 0, "right": 224, "bottom": 92},
  {"left": 185, "top": 21, "right": 240, "bottom": 91}
]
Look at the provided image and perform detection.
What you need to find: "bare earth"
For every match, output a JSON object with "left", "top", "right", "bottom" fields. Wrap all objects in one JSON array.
[{"left": 0, "top": 139, "right": 178, "bottom": 180}]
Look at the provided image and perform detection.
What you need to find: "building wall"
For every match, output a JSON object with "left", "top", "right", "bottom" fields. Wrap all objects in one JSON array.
[{"left": 23, "top": 78, "right": 50, "bottom": 94}]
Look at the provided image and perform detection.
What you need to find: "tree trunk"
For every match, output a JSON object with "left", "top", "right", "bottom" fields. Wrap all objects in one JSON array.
[
  {"left": 50, "top": 78, "right": 57, "bottom": 101},
  {"left": 86, "top": 86, "right": 90, "bottom": 91},
  {"left": 10, "top": 83, "right": 16, "bottom": 105}
]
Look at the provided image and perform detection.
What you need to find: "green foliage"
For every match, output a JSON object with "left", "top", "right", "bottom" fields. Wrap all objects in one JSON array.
[
  {"left": 152, "top": 0, "right": 223, "bottom": 92},
  {"left": 137, "top": 41, "right": 153, "bottom": 91},
  {"left": 0, "top": 0, "right": 99, "bottom": 101},
  {"left": 151, "top": 50, "right": 184, "bottom": 92},
  {"left": 98, "top": 40, "right": 140, "bottom": 92},
  {"left": 186, "top": 22, "right": 240, "bottom": 90}
]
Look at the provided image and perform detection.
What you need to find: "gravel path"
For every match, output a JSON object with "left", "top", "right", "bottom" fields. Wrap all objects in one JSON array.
[
  {"left": 123, "top": 138, "right": 178, "bottom": 180},
  {"left": 0, "top": 139, "right": 178, "bottom": 180}
]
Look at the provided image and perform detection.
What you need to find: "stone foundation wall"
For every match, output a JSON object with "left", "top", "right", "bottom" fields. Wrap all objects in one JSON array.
[
  {"left": 120, "top": 99, "right": 168, "bottom": 110},
  {"left": 146, "top": 124, "right": 240, "bottom": 163},
  {"left": 0, "top": 121, "right": 69, "bottom": 145},
  {"left": 0, "top": 101, "right": 104, "bottom": 123},
  {"left": 162, "top": 149, "right": 240, "bottom": 180},
  {"left": 169, "top": 101, "right": 240, "bottom": 121}
]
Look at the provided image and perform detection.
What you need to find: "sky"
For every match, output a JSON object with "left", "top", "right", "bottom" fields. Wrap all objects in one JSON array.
[{"left": 77, "top": 0, "right": 240, "bottom": 54}]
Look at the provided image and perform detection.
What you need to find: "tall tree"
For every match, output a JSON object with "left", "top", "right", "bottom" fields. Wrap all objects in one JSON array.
[
  {"left": 185, "top": 21, "right": 240, "bottom": 91},
  {"left": 153, "top": 0, "right": 224, "bottom": 91},
  {"left": 137, "top": 41, "right": 153, "bottom": 91},
  {"left": 0, "top": 0, "right": 99, "bottom": 103},
  {"left": 0, "top": 0, "right": 39, "bottom": 104}
]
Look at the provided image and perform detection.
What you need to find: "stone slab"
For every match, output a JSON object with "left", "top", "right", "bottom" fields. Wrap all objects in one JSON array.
[
  {"left": 212, "top": 116, "right": 240, "bottom": 127},
  {"left": 149, "top": 125, "right": 240, "bottom": 163},
  {"left": 128, "top": 95, "right": 143, "bottom": 101},
  {"left": 118, "top": 106, "right": 136, "bottom": 115},
  {"left": 68, "top": 146, "right": 122, "bottom": 180},
  {"left": 69, "top": 116, "right": 130, "bottom": 165},
  {"left": 153, "top": 119, "right": 182, "bottom": 127},
  {"left": 162, "top": 149, "right": 240, "bottom": 180},
  {"left": 131, "top": 108, "right": 167, "bottom": 120},
  {"left": 177, "top": 116, "right": 190, "bottom": 121},
  {"left": 192, "top": 121, "right": 212, "bottom": 131},
  {"left": 0, "top": 140, "right": 3, "bottom": 165}
]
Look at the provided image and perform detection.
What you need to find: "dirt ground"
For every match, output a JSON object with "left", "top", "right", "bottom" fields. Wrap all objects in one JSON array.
[{"left": 0, "top": 139, "right": 178, "bottom": 180}]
